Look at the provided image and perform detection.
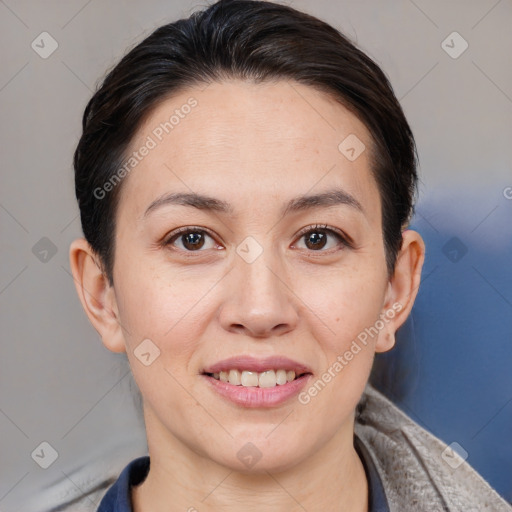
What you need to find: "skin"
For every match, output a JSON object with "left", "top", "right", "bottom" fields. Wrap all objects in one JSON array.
[{"left": 70, "top": 79, "right": 425, "bottom": 512}]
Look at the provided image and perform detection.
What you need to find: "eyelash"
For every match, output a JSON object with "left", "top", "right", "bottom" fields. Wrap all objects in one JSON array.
[{"left": 163, "top": 224, "right": 352, "bottom": 254}]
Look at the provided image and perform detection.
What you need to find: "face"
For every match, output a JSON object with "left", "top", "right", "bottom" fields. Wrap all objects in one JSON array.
[{"left": 91, "top": 79, "right": 407, "bottom": 472}]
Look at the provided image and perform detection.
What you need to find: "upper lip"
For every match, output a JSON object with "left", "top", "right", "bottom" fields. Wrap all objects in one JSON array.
[{"left": 202, "top": 355, "right": 312, "bottom": 375}]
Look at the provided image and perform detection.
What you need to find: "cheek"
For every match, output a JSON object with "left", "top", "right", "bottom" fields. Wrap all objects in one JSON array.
[
  {"left": 299, "top": 264, "right": 386, "bottom": 346},
  {"left": 296, "top": 278, "right": 382, "bottom": 425},
  {"left": 114, "top": 271, "right": 210, "bottom": 418},
  {"left": 294, "top": 266, "right": 385, "bottom": 408},
  {"left": 114, "top": 263, "right": 225, "bottom": 393},
  {"left": 115, "top": 258, "right": 207, "bottom": 342}
]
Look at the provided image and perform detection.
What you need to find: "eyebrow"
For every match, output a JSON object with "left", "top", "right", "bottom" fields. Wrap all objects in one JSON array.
[{"left": 142, "top": 188, "right": 365, "bottom": 219}]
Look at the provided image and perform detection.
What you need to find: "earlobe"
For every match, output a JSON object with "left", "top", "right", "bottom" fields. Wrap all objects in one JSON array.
[
  {"left": 375, "top": 229, "right": 425, "bottom": 353},
  {"left": 68, "top": 238, "right": 126, "bottom": 354}
]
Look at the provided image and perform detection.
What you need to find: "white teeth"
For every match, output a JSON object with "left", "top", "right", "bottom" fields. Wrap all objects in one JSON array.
[
  {"left": 229, "top": 369, "right": 242, "bottom": 386},
  {"left": 241, "top": 371, "right": 259, "bottom": 387},
  {"left": 258, "top": 370, "right": 276, "bottom": 388},
  {"left": 276, "top": 369, "right": 287, "bottom": 385},
  {"left": 211, "top": 369, "right": 300, "bottom": 387}
]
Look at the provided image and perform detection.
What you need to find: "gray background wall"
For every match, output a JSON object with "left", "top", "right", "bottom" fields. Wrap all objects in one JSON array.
[{"left": 1, "top": 1, "right": 511, "bottom": 510}]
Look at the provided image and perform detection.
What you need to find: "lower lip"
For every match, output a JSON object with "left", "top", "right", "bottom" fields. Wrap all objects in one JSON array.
[{"left": 202, "top": 373, "right": 312, "bottom": 408}]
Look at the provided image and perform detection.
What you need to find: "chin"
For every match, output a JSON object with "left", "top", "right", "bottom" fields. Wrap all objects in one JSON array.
[{"left": 209, "top": 438, "right": 307, "bottom": 475}]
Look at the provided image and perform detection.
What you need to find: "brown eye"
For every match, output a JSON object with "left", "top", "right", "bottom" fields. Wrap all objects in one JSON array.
[
  {"left": 303, "top": 230, "right": 328, "bottom": 250},
  {"left": 294, "top": 224, "right": 349, "bottom": 252},
  {"left": 165, "top": 228, "right": 217, "bottom": 251}
]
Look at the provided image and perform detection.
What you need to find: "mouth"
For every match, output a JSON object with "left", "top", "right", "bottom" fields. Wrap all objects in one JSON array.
[
  {"left": 201, "top": 355, "right": 313, "bottom": 407},
  {"left": 201, "top": 355, "right": 313, "bottom": 389}
]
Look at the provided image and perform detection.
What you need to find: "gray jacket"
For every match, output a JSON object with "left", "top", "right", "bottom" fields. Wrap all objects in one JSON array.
[{"left": 356, "top": 384, "right": 512, "bottom": 511}]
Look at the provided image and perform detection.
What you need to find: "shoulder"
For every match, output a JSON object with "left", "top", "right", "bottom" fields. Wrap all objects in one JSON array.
[{"left": 355, "top": 384, "right": 512, "bottom": 512}]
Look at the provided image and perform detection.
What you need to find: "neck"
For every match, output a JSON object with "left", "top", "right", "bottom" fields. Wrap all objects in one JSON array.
[{"left": 132, "top": 408, "right": 368, "bottom": 512}]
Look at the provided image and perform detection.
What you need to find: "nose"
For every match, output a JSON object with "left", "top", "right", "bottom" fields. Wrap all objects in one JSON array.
[{"left": 218, "top": 245, "right": 299, "bottom": 338}]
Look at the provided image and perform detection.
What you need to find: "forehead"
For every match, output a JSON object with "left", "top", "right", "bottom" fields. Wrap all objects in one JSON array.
[{"left": 117, "top": 79, "right": 380, "bottom": 224}]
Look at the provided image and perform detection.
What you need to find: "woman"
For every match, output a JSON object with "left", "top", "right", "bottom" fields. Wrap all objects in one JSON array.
[{"left": 69, "top": 0, "right": 511, "bottom": 510}]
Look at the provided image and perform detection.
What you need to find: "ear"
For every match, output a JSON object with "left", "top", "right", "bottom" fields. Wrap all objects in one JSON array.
[
  {"left": 375, "top": 229, "right": 425, "bottom": 353},
  {"left": 69, "top": 237, "right": 126, "bottom": 354}
]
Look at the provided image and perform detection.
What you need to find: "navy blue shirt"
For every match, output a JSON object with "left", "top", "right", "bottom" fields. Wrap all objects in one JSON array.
[
  {"left": 354, "top": 435, "right": 390, "bottom": 512},
  {"left": 97, "top": 436, "right": 389, "bottom": 511}
]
